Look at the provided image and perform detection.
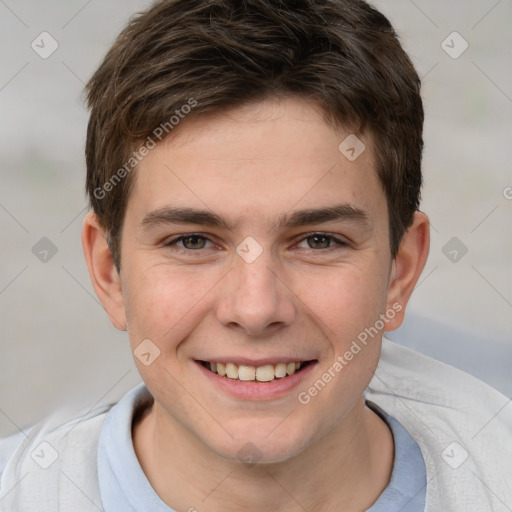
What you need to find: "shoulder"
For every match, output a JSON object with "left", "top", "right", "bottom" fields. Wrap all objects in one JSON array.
[
  {"left": 0, "top": 429, "right": 26, "bottom": 468},
  {"left": 370, "top": 337, "right": 511, "bottom": 417},
  {"left": 0, "top": 400, "right": 114, "bottom": 512},
  {"left": 367, "top": 337, "right": 512, "bottom": 511}
]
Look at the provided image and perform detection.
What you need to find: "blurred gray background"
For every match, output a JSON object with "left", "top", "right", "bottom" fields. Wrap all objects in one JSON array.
[{"left": 0, "top": 0, "right": 511, "bottom": 438}]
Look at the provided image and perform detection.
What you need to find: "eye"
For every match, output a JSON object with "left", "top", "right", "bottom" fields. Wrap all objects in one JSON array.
[
  {"left": 295, "top": 233, "right": 347, "bottom": 250},
  {"left": 163, "top": 232, "right": 348, "bottom": 255},
  {"left": 164, "top": 234, "right": 215, "bottom": 251}
]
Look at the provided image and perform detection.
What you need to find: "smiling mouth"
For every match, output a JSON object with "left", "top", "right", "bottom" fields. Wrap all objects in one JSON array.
[{"left": 198, "top": 360, "right": 315, "bottom": 382}]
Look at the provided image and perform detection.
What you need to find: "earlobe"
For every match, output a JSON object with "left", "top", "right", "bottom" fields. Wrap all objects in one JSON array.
[
  {"left": 384, "top": 211, "right": 430, "bottom": 331},
  {"left": 81, "top": 211, "right": 127, "bottom": 331}
]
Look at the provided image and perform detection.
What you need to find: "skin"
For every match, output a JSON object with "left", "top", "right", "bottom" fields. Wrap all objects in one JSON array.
[{"left": 82, "top": 95, "right": 429, "bottom": 511}]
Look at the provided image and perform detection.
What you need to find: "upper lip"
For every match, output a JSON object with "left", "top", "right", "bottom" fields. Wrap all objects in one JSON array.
[{"left": 196, "top": 357, "right": 316, "bottom": 366}]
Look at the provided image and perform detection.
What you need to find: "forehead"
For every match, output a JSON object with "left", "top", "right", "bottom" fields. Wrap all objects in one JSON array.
[{"left": 128, "top": 96, "right": 386, "bottom": 230}]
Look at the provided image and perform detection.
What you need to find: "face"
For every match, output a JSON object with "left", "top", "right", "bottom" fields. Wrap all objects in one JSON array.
[{"left": 116, "top": 96, "right": 397, "bottom": 463}]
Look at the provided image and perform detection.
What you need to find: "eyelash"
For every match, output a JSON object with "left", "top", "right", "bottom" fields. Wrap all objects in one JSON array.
[{"left": 163, "top": 232, "right": 348, "bottom": 254}]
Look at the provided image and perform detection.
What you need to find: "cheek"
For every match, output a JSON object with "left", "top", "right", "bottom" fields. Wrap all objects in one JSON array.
[
  {"left": 122, "top": 264, "right": 219, "bottom": 350},
  {"left": 297, "top": 260, "right": 390, "bottom": 341},
  {"left": 296, "top": 265, "right": 388, "bottom": 416}
]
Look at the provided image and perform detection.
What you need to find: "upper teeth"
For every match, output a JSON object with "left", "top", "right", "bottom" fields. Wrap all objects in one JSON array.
[{"left": 208, "top": 361, "right": 302, "bottom": 381}]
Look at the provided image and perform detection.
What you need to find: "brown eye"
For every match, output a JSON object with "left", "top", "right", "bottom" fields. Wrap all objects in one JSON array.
[
  {"left": 306, "top": 234, "right": 332, "bottom": 249},
  {"left": 165, "top": 234, "right": 213, "bottom": 251},
  {"left": 296, "top": 233, "right": 346, "bottom": 250},
  {"left": 180, "top": 235, "right": 207, "bottom": 249}
]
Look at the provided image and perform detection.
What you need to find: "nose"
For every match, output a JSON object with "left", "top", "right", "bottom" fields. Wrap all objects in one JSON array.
[{"left": 215, "top": 246, "right": 296, "bottom": 336}]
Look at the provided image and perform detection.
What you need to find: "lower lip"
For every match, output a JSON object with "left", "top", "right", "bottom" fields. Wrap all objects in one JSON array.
[{"left": 195, "top": 361, "right": 317, "bottom": 401}]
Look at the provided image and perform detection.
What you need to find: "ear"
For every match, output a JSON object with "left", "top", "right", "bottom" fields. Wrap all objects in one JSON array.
[
  {"left": 81, "top": 211, "right": 127, "bottom": 330},
  {"left": 384, "top": 211, "right": 430, "bottom": 331}
]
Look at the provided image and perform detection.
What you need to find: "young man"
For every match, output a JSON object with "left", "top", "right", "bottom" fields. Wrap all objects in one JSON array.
[{"left": 1, "top": 0, "right": 511, "bottom": 510}]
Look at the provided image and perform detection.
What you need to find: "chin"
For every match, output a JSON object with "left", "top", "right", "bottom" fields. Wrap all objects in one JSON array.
[{"left": 205, "top": 420, "right": 314, "bottom": 465}]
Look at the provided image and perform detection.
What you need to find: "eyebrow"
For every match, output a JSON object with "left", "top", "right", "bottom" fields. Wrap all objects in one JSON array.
[{"left": 140, "top": 203, "right": 370, "bottom": 232}]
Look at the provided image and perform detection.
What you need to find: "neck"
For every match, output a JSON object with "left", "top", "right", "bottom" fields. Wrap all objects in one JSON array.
[{"left": 132, "top": 397, "right": 394, "bottom": 512}]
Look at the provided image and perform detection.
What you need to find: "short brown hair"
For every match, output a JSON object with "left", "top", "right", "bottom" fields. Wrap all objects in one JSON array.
[{"left": 84, "top": 0, "right": 424, "bottom": 271}]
